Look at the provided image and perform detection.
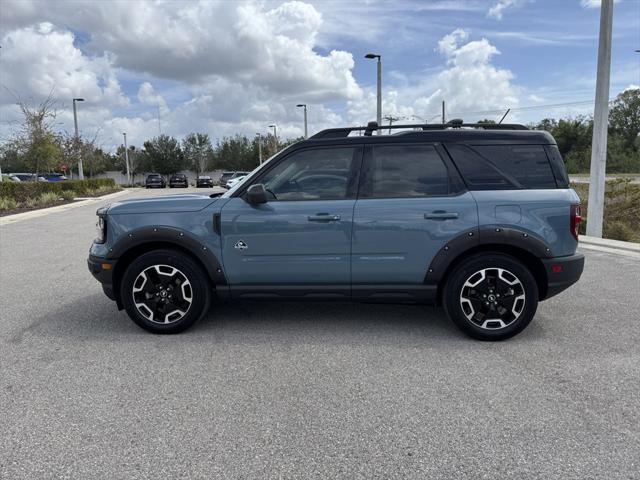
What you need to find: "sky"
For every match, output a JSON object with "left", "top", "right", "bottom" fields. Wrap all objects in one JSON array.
[{"left": 0, "top": 0, "right": 638, "bottom": 152}]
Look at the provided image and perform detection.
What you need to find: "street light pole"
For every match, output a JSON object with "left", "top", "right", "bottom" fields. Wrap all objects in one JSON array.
[
  {"left": 586, "top": 0, "right": 614, "bottom": 238},
  {"left": 72, "top": 98, "right": 85, "bottom": 179},
  {"left": 297, "top": 104, "right": 308, "bottom": 138},
  {"left": 256, "top": 133, "right": 263, "bottom": 164},
  {"left": 365, "top": 53, "right": 382, "bottom": 135},
  {"left": 123, "top": 132, "right": 131, "bottom": 185},
  {"left": 269, "top": 124, "right": 277, "bottom": 153}
]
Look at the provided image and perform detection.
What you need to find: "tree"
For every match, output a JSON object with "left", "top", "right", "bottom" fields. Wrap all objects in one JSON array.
[
  {"left": 141, "top": 135, "right": 185, "bottom": 175},
  {"left": 182, "top": 133, "right": 213, "bottom": 175},
  {"left": 12, "top": 92, "right": 63, "bottom": 176},
  {"left": 609, "top": 88, "right": 640, "bottom": 150}
]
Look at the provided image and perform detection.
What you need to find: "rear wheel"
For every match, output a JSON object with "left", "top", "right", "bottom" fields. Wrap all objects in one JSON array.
[
  {"left": 443, "top": 253, "right": 538, "bottom": 341},
  {"left": 120, "top": 249, "right": 211, "bottom": 334}
]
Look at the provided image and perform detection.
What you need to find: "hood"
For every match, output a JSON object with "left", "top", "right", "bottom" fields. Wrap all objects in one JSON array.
[{"left": 107, "top": 193, "right": 218, "bottom": 214}]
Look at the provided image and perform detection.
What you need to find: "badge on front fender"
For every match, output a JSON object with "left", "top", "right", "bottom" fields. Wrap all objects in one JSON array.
[{"left": 234, "top": 240, "right": 248, "bottom": 250}]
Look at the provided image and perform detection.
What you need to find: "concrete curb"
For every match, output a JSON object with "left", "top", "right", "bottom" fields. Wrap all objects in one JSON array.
[
  {"left": 0, "top": 189, "right": 131, "bottom": 226},
  {"left": 579, "top": 235, "right": 640, "bottom": 253}
]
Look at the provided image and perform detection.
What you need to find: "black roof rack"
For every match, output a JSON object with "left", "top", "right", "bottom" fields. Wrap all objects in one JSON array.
[{"left": 310, "top": 119, "right": 529, "bottom": 139}]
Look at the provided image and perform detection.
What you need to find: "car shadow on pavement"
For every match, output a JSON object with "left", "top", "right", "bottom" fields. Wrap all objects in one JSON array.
[{"left": 10, "top": 292, "right": 473, "bottom": 346}]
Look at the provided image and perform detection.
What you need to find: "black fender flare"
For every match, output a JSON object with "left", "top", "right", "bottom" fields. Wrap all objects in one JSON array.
[
  {"left": 107, "top": 225, "right": 227, "bottom": 286},
  {"left": 425, "top": 225, "right": 554, "bottom": 285}
]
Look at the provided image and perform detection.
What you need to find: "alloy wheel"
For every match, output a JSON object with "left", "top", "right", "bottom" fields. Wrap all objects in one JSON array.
[
  {"left": 459, "top": 268, "right": 526, "bottom": 330},
  {"left": 132, "top": 264, "right": 193, "bottom": 324}
]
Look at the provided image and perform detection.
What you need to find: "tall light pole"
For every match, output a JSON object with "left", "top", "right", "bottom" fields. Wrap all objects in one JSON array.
[
  {"left": 256, "top": 133, "right": 263, "bottom": 164},
  {"left": 72, "top": 98, "right": 85, "bottom": 179},
  {"left": 365, "top": 53, "right": 382, "bottom": 135},
  {"left": 269, "top": 124, "right": 277, "bottom": 153},
  {"left": 296, "top": 104, "right": 308, "bottom": 138},
  {"left": 586, "top": 0, "right": 614, "bottom": 238},
  {"left": 123, "top": 132, "right": 131, "bottom": 185}
]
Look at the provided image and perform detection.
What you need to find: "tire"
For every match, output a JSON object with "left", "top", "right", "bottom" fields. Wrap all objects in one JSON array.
[
  {"left": 120, "top": 249, "right": 211, "bottom": 334},
  {"left": 443, "top": 252, "right": 538, "bottom": 341}
]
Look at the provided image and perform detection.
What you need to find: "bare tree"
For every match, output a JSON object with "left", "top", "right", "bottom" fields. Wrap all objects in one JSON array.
[{"left": 12, "top": 90, "right": 62, "bottom": 177}]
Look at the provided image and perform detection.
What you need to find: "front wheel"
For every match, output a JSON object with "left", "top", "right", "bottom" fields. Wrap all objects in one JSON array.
[
  {"left": 443, "top": 253, "right": 538, "bottom": 341},
  {"left": 120, "top": 249, "right": 211, "bottom": 334}
]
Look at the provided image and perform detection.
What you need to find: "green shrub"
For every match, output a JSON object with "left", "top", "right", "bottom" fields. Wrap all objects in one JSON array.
[
  {"left": 0, "top": 197, "right": 18, "bottom": 211},
  {"left": 36, "top": 192, "right": 61, "bottom": 207},
  {"left": 60, "top": 190, "right": 77, "bottom": 201},
  {"left": 604, "top": 221, "right": 635, "bottom": 242},
  {"left": 0, "top": 178, "right": 116, "bottom": 203}
]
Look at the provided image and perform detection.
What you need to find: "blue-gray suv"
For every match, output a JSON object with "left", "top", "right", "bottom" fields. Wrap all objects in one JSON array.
[{"left": 88, "top": 121, "right": 584, "bottom": 340}]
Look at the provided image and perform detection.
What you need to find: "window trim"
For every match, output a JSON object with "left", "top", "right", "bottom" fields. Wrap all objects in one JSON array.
[
  {"left": 358, "top": 142, "right": 466, "bottom": 200},
  {"left": 233, "top": 144, "right": 364, "bottom": 202}
]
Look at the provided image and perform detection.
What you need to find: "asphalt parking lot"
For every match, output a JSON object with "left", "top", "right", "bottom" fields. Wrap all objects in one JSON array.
[{"left": 1, "top": 187, "right": 639, "bottom": 479}]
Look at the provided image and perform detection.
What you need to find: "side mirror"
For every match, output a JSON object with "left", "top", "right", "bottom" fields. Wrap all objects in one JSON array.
[{"left": 246, "top": 183, "right": 268, "bottom": 204}]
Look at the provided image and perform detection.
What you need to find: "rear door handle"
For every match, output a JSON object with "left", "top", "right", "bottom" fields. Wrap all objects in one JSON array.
[
  {"left": 424, "top": 211, "right": 458, "bottom": 220},
  {"left": 308, "top": 213, "right": 341, "bottom": 222}
]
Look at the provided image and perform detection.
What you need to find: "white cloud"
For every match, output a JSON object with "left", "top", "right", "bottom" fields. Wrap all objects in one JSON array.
[
  {"left": 487, "top": 0, "right": 525, "bottom": 20},
  {"left": 580, "top": 0, "right": 619, "bottom": 8},
  {"left": 347, "top": 29, "right": 520, "bottom": 124}
]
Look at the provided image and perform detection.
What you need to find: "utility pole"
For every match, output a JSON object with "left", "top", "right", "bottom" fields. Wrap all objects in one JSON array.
[
  {"left": 586, "top": 0, "right": 614, "bottom": 238},
  {"left": 123, "top": 132, "right": 131, "bottom": 185},
  {"left": 365, "top": 53, "right": 382, "bottom": 135},
  {"left": 383, "top": 115, "right": 400, "bottom": 134},
  {"left": 157, "top": 104, "right": 162, "bottom": 135},
  {"left": 73, "top": 98, "right": 85, "bottom": 179},
  {"left": 256, "top": 133, "right": 263, "bottom": 164},
  {"left": 442, "top": 100, "right": 446, "bottom": 124},
  {"left": 297, "top": 104, "right": 308, "bottom": 138}
]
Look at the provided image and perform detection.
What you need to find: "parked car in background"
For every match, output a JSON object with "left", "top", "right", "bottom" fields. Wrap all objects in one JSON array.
[
  {"left": 169, "top": 173, "right": 188, "bottom": 188},
  {"left": 12, "top": 173, "right": 48, "bottom": 182},
  {"left": 1, "top": 173, "right": 21, "bottom": 182},
  {"left": 41, "top": 173, "right": 67, "bottom": 181},
  {"left": 225, "top": 175, "right": 247, "bottom": 189},
  {"left": 196, "top": 175, "right": 214, "bottom": 188},
  {"left": 219, "top": 171, "right": 249, "bottom": 186},
  {"left": 145, "top": 174, "right": 166, "bottom": 188},
  {"left": 219, "top": 171, "right": 236, "bottom": 185}
]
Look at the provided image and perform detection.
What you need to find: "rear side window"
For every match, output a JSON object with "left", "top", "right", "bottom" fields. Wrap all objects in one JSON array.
[
  {"left": 544, "top": 145, "right": 570, "bottom": 188},
  {"left": 362, "top": 145, "right": 452, "bottom": 198},
  {"left": 474, "top": 145, "right": 556, "bottom": 189},
  {"left": 446, "top": 144, "right": 557, "bottom": 190}
]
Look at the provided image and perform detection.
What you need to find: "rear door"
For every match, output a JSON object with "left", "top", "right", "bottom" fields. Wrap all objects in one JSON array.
[
  {"left": 220, "top": 145, "right": 363, "bottom": 293},
  {"left": 351, "top": 143, "right": 477, "bottom": 298}
]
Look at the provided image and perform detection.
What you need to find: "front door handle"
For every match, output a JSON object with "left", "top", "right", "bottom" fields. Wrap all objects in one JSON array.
[
  {"left": 308, "top": 213, "right": 341, "bottom": 222},
  {"left": 424, "top": 211, "right": 459, "bottom": 220}
]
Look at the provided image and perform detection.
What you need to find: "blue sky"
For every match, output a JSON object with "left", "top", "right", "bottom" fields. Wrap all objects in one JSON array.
[{"left": 0, "top": 0, "right": 638, "bottom": 150}]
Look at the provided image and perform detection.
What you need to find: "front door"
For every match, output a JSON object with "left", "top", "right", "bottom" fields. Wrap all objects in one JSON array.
[
  {"left": 351, "top": 143, "right": 477, "bottom": 297},
  {"left": 220, "top": 146, "right": 363, "bottom": 295}
]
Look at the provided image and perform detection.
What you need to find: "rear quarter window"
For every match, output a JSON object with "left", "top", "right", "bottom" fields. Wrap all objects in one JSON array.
[
  {"left": 445, "top": 143, "right": 558, "bottom": 190},
  {"left": 473, "top": 145, "right": 557, "bottom": 189}
]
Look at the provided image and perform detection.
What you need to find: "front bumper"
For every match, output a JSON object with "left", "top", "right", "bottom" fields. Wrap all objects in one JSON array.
[
  {"left": 541, "top": 252, "right": 585, "bottom": 300},
  {"left": 88, "top": 255, "right": 117, "bottom": 301}
]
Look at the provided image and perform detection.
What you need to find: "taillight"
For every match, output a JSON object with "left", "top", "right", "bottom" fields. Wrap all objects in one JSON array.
[{"left": 570, "top": 204, "right": 582, "bottom": 241}]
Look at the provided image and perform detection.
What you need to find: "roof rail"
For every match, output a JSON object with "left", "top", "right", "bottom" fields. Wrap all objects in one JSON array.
[{"left": 310, "top": 120, "right": 529, "bottom": 139}]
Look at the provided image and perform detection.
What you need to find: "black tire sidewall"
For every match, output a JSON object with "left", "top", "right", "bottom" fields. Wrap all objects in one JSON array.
[
  {"left": 444, "top": 253, "right": 538, "bottom": 341},
  {"left": 120, "top": 249, "right": 210, "bottom": 334}
]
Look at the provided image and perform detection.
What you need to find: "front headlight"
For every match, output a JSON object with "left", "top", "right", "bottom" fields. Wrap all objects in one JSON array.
[{"left": 95, "top": 215, "right": 106, "bottom": 243}]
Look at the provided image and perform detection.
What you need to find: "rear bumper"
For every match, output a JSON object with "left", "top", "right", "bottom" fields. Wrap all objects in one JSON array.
[{"left": 541, "top": 252, "right": 585, "bottom": 300}]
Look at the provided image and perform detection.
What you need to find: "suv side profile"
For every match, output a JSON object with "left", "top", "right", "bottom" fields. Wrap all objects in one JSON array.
[{"left": 88, "top": 121, "right": 584, "bottom": 340}]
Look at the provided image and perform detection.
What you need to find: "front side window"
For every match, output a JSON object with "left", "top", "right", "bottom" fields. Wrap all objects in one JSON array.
[
  {"left": 256, "top": 147, "right": 360, "bottom": 201},
  {"left": 364, "top": 145, "right": 451, "bottom": 198}
]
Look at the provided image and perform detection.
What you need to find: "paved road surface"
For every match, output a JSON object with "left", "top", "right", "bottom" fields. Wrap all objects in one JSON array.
[{"left": 1, "top": 188, "right": 639, "bottom": 479}]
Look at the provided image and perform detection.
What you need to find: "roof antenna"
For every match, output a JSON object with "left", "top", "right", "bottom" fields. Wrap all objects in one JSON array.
[{"left": 498, "top": 108, "right": 511, "bottom": 124}]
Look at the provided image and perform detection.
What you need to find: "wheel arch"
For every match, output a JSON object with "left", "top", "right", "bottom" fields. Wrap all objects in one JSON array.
[
  {"left": 108, "top": 226, "right": 227, "bottom": 308},
  {"left": 426, "top": 227, "right": 552, "bottom": 305}
]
